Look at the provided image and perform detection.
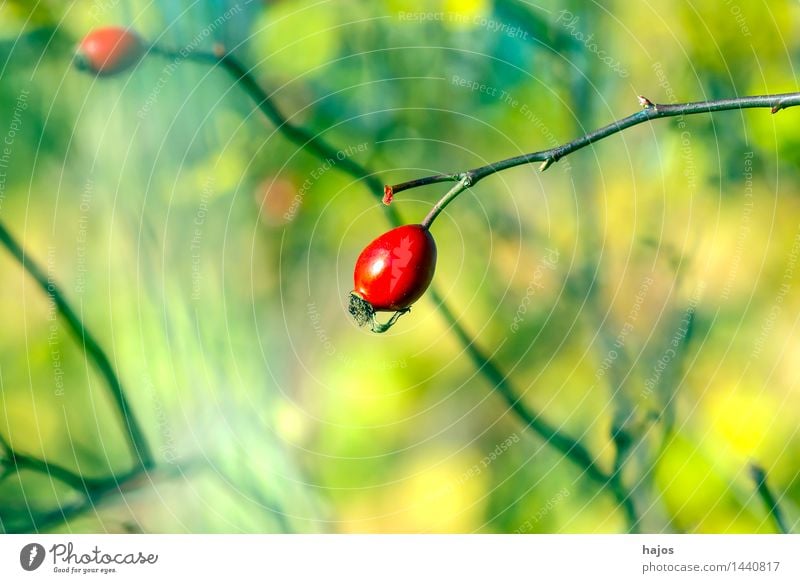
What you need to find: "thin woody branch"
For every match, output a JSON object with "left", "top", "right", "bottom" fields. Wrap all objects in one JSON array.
[{"left": 388, "top": 92, "right": 800, "bottom": 197}]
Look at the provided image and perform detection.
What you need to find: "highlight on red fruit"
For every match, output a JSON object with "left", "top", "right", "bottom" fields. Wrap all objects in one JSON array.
[
  {"left": 349, "top": 224, "right": 437, "bottom": 333},
  {"left": 75, "top": 27, "right": 146, "bottom": 76}
]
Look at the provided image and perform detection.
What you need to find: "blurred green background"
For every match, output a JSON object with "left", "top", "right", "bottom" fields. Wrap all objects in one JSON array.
[{"left": 0, "top": 0, "right": 799, "bottom": 533}]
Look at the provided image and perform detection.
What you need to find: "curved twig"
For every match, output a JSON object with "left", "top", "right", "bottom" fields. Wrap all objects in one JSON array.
[
  {"left": 389, "top": 93, "right": 800, "bottom": 197},
  {"left": 0, "top": 222, "right": 153, "bottom": 471}
]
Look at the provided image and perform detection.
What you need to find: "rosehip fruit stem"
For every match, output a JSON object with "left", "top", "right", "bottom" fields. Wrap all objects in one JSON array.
[
  {"left": 349, "top": 295, "right": 410, "bottom": 333},
  {"left": 420, "top": 174, "right": 472, "bottom": 229}
]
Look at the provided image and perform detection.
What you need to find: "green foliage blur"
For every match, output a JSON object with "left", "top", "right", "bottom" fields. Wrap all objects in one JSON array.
[{"left": 0, "top": 0, "right": 798, "bottom": 533}]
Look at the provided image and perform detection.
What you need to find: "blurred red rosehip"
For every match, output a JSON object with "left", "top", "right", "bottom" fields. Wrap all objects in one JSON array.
[{"left": 75, "top": 27, "right": 146, "bottom": 76}]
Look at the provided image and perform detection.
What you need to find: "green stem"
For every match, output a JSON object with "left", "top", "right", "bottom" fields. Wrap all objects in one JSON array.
[
  {"left": 0, "top": 431, "right": 90, "bottom": 492},
  {"left": 0, "top": 428, "right": 182, "bottom": 533},
  {"left": 430, "top": 290, "right": 609, "bottom": 487},
  {"left": 609, "top": 473, "right": 639, "bottom": 533},
  {"left": 750, "top": 464, "right": 790, "bottom": 534},
  {"left": 9, "top": 461, "right": 198, "bottom": 534},
  {"left": 420, "top": 175, "right": 471, "bottom": 229},
  {"left": 0, "top": 221, "right": 153, "bottom": 471},
  {"left": 608, "top": 428, "right": 639, "bottom": 533}
]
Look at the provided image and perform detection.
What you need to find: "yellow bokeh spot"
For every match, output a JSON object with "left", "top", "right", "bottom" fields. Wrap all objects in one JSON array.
[
  {"left": 0, "top": 2, "right": 56, "bottom": 33},
  {"left": 174, "top": 139, "right": 247, "bottom": 203},
  {"left": 655, "top": 434, "right": 767, "bottom": 533},
  {"left": 250, "top": 1, "right": 340, "bottom": 79},
  {"left": 707, "top": 389, "right": 775, "bottom": 457},
  {"left": 0, "top": 392, "right": 60, "bottom": 459},
  {"left": 274, "top": 401, "right": 308, "bottom": 443},
  {"left": 655, "top": 436, "right": 727, "bottom": 530},
  {"left": 338, "top": 449, "right": 488, "bottom": 533},
  {"left": 324, "top": 349, "right": 412, "bottom": 426},
  {"left": 385, "top": 0, "right": 435, "bottom": 15},
  {"left": 443, "top": 0, "right": 490, "bottom": 30},
  {"left": 443, "top": 0, "right": 489, "bottom": 19},
  {"left": 389, "top": 450, "right": 488, "bottom": 532}
]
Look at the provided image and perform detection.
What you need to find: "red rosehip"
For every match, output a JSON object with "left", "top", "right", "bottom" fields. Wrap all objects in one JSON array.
[
  {"left": 349, "top": 224, "right": 437, "bottom": 332},
  {"left": 75, "top": 27, "right": 146, "bottom": 76}
]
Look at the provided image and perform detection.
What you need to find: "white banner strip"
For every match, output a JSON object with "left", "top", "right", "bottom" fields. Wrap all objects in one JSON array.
[{"left": 1, "top": 535, "right": 798, "bottom": 582}]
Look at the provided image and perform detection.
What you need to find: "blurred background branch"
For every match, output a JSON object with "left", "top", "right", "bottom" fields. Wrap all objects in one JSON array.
[
  {"left": 0, "top": 221, "right": 153, "bottom": 470},
  {"left": 750, "top": 464, "right": 790, "bottom": 534}
]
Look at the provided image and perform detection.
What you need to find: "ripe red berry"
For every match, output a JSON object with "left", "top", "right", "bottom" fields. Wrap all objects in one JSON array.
[
  {"left": 349, "top": 224, "right": 437, "bottom": 332},
  {"left": 75, "top": 27, "right": 145, "bottom": 76}
]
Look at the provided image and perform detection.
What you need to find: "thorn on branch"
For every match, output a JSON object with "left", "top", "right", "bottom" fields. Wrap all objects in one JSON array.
[
  {"left": 750, "top": 462, "right": 790, "bottom": 534},
  {"left": 539, "top": 158, "right": 554, "bottom": 172},
  {"left": 771, "top": 101, "right": 786, "bottom": 114},
  {"left": 638, "top": 95, "right": 655, "bottom": 109}
]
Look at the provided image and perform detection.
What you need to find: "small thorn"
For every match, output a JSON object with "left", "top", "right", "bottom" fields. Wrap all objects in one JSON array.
[
  {"left": 771, "top": 102, "right": 784, "bottom": 114},
  {"left": 539, "top": 158, "right": 554, "bottom": 172},
  {"left": 382, "top": 185, "right": 394, "bottom": 205},
  {"left": 638, "top": 95, "right": 655, "bottom": 109}
]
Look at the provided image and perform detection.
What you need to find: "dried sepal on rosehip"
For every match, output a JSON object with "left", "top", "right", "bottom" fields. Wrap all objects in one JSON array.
[
  {"left": 349, "top": 224, "right": 437, "bottom": 333},
  {"left": 75, "top": 27, "right": 146, "bottom": 76}
]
